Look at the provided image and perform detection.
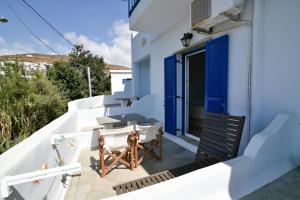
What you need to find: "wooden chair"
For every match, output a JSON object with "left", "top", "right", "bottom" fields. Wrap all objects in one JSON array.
[
  {"left": 113, "top": 113, "right": 245, "bottom": 194},
  {"left": 134, "top": 124, "right": 164, "bottom": 167},
  {"left": 98, "top": 125, "right": 137, "bottom": 177}
]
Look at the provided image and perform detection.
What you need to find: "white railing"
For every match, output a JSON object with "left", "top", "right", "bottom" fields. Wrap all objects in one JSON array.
[{"left": 104, "top": 113, "right": 300, "bottom": 200}]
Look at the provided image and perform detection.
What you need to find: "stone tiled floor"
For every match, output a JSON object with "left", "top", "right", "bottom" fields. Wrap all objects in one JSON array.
[
  {"left": 65, "top": 138, "right": 195, "bottom": 200},
  {"left": 178, "top": 135, "right": 199, "bottom": 147},
  {"left": 241, "top": 167, "right": 300, "bottom": 200}
]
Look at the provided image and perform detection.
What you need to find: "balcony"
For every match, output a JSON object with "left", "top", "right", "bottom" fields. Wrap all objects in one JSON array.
[
  {"left": 0, "top": 92, "right": 300, "bottom": 199},
  {"left": 128, "top": 0, "right": 190, "bottom": 35}
]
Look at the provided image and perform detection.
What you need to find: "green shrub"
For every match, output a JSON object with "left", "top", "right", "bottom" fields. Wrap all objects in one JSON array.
[{"left": 0, "top": 63, "right": 67, "bottom": 154}]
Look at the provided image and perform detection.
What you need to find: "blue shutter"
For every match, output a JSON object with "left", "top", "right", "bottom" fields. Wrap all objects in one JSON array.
[
  {"left": 205, "top": 35, "right": 229, "bottom": 114},
  {"left": 164, "top": 55, "right": 177, "bottom": 135}
]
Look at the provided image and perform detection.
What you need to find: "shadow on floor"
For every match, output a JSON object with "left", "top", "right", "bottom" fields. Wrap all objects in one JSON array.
[
  {"left": 241, "top": 167, "right": 300, "bottom": 200},
  {"left": 6, "top": 187, "right": 25, "bottom": 200}
]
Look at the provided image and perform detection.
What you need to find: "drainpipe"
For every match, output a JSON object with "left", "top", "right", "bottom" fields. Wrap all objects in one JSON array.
[{"left": 247, "top": 0, "right": 255, "bottom": 142}]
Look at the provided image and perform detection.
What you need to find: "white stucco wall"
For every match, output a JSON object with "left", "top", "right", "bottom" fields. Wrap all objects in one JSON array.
[
  {"left": 251, "top": 0, "right": 300, "bottom": 135},
  {"left": 133, "top": 57, "right": 151, "bottom": 98},
  {"left": 110, "top": 70, "right": 132, "bottom": 94},
  {"left": 132, "top": 10, "right": 252, "bottom": 153},
  {"left": 131, "top": 0, "right": 300, "bottom": 155}
]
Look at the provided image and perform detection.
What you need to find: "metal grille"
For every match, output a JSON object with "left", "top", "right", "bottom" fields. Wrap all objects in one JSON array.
[
  {"left": 128, "top": 0, "right": 141, "bottom": 17},
  {"left": 191, "top": 0, "right": 212, "bottom": 27}
]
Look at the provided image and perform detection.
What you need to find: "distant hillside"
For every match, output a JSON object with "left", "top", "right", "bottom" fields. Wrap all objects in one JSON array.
[
  {"left": 0, "top": 53, "right": 69, "bottom": 64},
  {"left": 105, "top": 64, "right": 131, "bottom": 71}
]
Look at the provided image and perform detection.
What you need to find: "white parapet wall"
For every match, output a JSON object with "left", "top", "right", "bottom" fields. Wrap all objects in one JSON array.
[
  {"left": 68, "top": 95, "right": 122, "bottom": 111},
  {"left": 0, "top": 94, "right": 156, "bottom": 199},
  {"left": 76, "top": 95, "right": 157, "bottom": 149},
  {"left": 105, "top": 113, "right": 300, "bottom": 200},
  {"left": 0, "top": 110, "right": 82, "bottom": 199}
]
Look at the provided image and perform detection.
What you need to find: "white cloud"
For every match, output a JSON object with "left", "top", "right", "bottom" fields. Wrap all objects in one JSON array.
[
  {"left": 0, "top": 40, "right": 35, "bottom": 55},
  {"left": 53, "top": 43, "right": 70, "bottom": 55},
  {"left": 0, "top": 20, "right": 133, "bottom": 65},
  {"left": 0, "top": 35, "right": 36, "bottom": 55},
  {"left": 0, "top": 36, "right": 5, "bottom": 44},
  {"left": 64, "top": 20, "right": 132, "bottom": 67}
]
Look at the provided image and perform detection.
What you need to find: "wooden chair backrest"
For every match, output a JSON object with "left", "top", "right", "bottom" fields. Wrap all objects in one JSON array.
[{"left": 194, "top": 113, "right": 245, "bottom": 166}]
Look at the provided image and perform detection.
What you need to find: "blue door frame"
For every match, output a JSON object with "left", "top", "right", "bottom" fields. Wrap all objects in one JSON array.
[{"left": 181, "top": 48, "right": 205, "bottom": 135}]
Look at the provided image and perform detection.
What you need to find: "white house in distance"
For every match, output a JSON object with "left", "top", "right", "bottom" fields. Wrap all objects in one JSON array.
[
  {"left": 106, "top": 64, "right": 132, "bottom": 95},
  {"left": 1, "top": 0, "right": 300, "bottom": 200}
]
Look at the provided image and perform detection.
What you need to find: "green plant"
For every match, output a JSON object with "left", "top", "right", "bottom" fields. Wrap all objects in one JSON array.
[
  {"left": 0, "top": 63, "right": 67, "bottom": 154},
  {"left": 47, "top": 61, "right": 88, "bottom": 100},
  {"left": 69, "top": 44, "right": 111, "bottom": 96}
]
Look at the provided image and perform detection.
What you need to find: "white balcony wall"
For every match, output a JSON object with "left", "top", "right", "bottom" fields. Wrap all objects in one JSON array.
[
  {"left": 0, "top": 111, "right": 81, "bottom": 200},
  {"left": 0, "top": 94, "right": 156, "bottom": 199},
  {"left": 75, "top": 95, "right": 157, "bottom": 148},
  {"left": 68, "top": 95, "right": 122, "bottom": 110}
]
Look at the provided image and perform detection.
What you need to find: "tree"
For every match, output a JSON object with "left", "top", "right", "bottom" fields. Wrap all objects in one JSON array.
[
  {"left": 0, "top": 63, "right": 67, "bottom": 154},
  {"left": 69, "top": 45, "right": 111, "bottom": 96},
  {"left": 47, "top": 61, "right": 88, "bottom": 100}
]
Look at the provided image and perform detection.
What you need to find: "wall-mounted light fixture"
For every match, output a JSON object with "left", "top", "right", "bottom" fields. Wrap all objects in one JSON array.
[
  {"left": 0, "top": 16, "right": 8, "bottom": 23},
  {"left": 180, "top": 32, "right": 193, "bottom": 47}
]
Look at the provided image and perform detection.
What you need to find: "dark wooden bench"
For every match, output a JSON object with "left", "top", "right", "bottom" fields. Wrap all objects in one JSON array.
[{"left": 113, "top": 113, "right": 245, "bottom": 195}]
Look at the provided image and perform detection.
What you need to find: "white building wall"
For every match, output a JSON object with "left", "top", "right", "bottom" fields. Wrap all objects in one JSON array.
[
  {"left": 110, "top": 70, "right": 132, "bottom": 94},
  {"left": 134, "top": 57, "right": 151, "bottom": 98},
  {"left": 251, "top": 0, "right": 300, "bottom": 134},
  {"left": 131, "top": 0, "right": 300, "bottom": 154},
  {"left": 133, "top": 14, "right": 251, "bottom": 152}
]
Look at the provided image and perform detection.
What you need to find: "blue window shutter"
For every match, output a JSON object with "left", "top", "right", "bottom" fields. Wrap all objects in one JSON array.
[
  {"left": 164, "top": 55, "right": 177, "bottom": 135},
  {"left": 205, "top": 35, "right": 229, "bottom": 114}
]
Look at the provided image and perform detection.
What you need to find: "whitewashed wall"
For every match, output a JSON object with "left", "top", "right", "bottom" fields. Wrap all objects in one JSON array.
[
  {"left": 251, "top": 0, "right": 300, "bottom": 135},
  {"left": 68, "top": 95, "right": 121, "bottom": 110},
  {"left": 0, "top": 94, "right": 156, "bottom": 199},
  {"left": 110, "top": 70, "right": 132, "bottom": 95},
  {"left": 133, "top": 58, "right": 151, "bottom": 98},
  {"left": 0, "top": 111, "right": 81, "bottom": 200},
  {"left": 132, "top": 10, "right": 252, "bottom": 153}
]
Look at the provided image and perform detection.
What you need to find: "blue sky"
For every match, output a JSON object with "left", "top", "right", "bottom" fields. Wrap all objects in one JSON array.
[{"left": 0, "top": 0, "right": 132, "bottom": 66}]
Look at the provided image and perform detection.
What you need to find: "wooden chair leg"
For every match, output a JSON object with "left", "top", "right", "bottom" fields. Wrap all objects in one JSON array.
[
  {"left": 130, "top": 146, "right": 135, "bottom": 170},
  {"left": 159, "top": 127, "right": 164, "bottom": 161},
  {"left": 99, "top": 135, "right": 106, "bottom": 177},
  {"left": 128, "top": 131, "right": 138, "bottom": 169}
]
